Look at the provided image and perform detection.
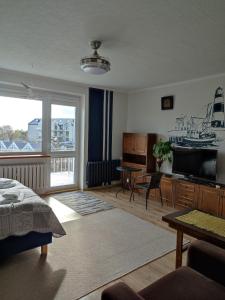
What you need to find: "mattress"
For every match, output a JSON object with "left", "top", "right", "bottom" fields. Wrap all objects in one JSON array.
[{"left": 0, "top": 179, "right": 66, "bottom": 240}]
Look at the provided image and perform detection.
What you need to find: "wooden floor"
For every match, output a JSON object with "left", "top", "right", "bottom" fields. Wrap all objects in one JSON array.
[{"left": 46, "top": 187, "right": 190, "bottom": 300}]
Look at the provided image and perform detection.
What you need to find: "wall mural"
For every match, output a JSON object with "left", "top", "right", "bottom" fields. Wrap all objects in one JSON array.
[{"left": 168, "top": 87, "right": 225, "bottom": 149}]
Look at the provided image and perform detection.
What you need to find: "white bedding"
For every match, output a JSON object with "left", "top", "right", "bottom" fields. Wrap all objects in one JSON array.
[{"left": 0, "top": 179, "right": 66, "bottom": 240}]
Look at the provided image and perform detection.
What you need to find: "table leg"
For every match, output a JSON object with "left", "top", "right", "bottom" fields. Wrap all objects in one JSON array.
[
  {"left": 175, "top": 230, "right": 183, "bottom": 269},
  {"left": 116, "top": 171, "right": 125, "bottom": 198},
  {"left": 129, "top": 172, "right": 133, "bottom": 202}
]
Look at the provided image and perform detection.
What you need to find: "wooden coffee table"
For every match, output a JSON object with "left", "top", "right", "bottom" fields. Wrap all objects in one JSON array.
[{"left": 162, "top": 208, "right": 225, "bottom": 269}]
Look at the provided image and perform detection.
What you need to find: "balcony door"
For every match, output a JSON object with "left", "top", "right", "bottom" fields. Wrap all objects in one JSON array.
[{"left": 49, "top": 103, "right": 79, "bottom": 190}]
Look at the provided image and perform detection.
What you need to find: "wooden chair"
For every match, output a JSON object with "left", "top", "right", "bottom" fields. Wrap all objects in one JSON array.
[{"left": 131, "top": 172, "right": 163, "bottom": 209}]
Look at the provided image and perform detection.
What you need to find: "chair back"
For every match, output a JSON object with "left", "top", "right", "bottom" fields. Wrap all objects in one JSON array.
[{"left": 149, "top": 172, "right": 163, "bottom": 189}]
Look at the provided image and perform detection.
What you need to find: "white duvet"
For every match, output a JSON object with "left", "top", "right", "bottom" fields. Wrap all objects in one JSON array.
[{"left": 0, "top": 179, "right": 66, "bottom": 240}]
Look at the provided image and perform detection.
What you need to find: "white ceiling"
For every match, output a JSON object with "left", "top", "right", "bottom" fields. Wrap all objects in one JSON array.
[{"left": 0, "top": 0, "right": 224, "bottom": 91}]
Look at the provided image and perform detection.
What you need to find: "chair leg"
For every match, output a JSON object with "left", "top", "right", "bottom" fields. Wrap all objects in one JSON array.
[
  {"left": 130, "top": 190, "right": 134, "bottom": 202},
  {"left": 145, "top": 189, "right": 150, "bottom": 210},
  {"left": 159, "top": 188, "right": 163, "bottom": 206}
]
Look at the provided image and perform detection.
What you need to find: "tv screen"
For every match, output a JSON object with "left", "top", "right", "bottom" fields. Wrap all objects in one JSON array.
[{"left": 172, "top": 148, "right": 217, "bottom": 181}]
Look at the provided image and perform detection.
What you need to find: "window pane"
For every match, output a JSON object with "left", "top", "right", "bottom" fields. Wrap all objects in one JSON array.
[
  {"left": 0, "top": 96, "right": 42, "bottom": 152},
  {"left": 51, "top": 104, "right": 76, "bottom": 151},
  {"left": 50, "top": 157, "right": 75, "bottom": 186}
]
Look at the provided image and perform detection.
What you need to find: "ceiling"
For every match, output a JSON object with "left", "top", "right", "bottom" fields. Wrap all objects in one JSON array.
[{"left": 0, "top": 0, "right": 224, "bottom": 91}]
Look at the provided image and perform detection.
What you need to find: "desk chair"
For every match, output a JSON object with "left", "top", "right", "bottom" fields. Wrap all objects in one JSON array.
[{"left": 131, "top": 172, "right": 163, "bottom": 210}]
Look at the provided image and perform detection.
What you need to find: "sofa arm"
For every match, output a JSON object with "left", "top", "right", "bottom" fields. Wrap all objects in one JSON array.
[
  {"left": 102, "top": 282, "right": 144, "bottom": 300},
  {"left": 187, "top": 240, "right": 225, "bottom": 286}
]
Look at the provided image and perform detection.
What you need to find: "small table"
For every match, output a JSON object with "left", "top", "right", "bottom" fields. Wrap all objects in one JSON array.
[
  {"left": 116, "top": 166, "right": 142, "bottom": 200},
  {"left": 162, "top": 208, "right": 225, "bottom": 269}
]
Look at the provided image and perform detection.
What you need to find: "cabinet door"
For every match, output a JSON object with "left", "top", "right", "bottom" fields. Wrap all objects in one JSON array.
[
  {"left": 123, "top": 133, "right": 135, "bottom": 154},
  {"left": 134, "top": 134, "right": 147, "bottom": 155},
  {"left": 174, "top": 181, "right": 196, "bottom": 209},
  {"left": 197, "top": 185, "right": 220, "bottom": 216},
  {"left": 160, "top": 177, "right": 174, "bottom": 206}
]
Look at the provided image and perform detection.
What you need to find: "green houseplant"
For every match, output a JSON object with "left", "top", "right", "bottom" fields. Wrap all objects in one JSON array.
[{"left": 153, "top": 140, "right": 172, "bottom": 171}]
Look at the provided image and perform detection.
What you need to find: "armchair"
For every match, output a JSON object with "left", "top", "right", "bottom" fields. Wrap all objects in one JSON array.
[{"left": 102, "top": 240, "right": 225, "bottom": 300}]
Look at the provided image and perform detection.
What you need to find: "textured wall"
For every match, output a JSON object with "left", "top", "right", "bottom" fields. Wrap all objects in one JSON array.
[{"left": 127, "top": 74, "right": 225, "bottom": 182}]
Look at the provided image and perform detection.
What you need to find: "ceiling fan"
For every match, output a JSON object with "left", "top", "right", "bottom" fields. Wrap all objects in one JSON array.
[{"left": 80, "top": 40, "right": 111, "bottom": 75}]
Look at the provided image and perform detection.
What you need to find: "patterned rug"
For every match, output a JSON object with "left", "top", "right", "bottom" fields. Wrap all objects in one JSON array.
[{"left": 53, "top": 191, "right": 114, "bottom": 215}]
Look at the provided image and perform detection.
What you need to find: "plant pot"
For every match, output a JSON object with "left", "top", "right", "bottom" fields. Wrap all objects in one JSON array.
[{"left": 156, "top": 158, "right": 163, "bottom": 171}]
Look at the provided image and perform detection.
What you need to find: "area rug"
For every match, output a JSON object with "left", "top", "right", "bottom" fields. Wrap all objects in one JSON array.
[
  {"left": 0, "top": 208, "right": 177, "bottom": 300},
  {"left": 53, "top": 191, "right": 114, "bottom": 215}
]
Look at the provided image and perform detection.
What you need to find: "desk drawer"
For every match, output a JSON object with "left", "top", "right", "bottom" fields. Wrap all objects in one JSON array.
[
  {"left": 176, "top": 190, "right": 194, "bottom": 199},
  {"left": 176, "top": 196, "right": 194, "bottom": 208},
  {"left": 176, "top": 182, "right": 195, "bottom": 193}
]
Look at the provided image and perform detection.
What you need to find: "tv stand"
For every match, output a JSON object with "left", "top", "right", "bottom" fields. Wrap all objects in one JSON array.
[
  {"left": 180, "top": 176, "right": 217, "bottom": 187},
  {"left": 158, "top": 175, "right": 225, "bottom": 218}
]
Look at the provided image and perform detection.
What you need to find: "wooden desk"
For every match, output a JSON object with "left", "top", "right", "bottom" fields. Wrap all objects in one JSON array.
[{"left": 162, "top": 209, "right": 225, "bottom": 269}]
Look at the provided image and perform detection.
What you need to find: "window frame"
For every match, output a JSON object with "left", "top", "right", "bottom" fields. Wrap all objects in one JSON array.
[
  {"left": 0, "top": 87, "right": 81, "bottom": 158},
  {"left": 48, "top": 99, "right": 81, "bottom": 190},
  {"left": 0, "top": 95, "right": 43, "bottom": 155},
  {"left": 0, "top": 86, "right": 82, "bottom": 191}
]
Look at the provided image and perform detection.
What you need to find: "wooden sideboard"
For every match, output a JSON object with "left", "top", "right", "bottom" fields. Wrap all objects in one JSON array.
[
  {"left": 155, "top": 176, "right": 225, "bottom": 218},
  {"left": 122, "top": 132, "right": 156, "bottom": 179}
]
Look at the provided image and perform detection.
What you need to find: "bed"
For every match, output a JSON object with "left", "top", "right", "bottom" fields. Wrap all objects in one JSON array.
[{"left": 0, "top": 179, "right": 66, "bottom": 259}]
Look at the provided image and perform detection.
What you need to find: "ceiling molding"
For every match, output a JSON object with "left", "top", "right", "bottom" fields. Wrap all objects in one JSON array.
[
  {"left": 0, "top": 68, "right": 127, "bottom": 95},
  {"left": 128, "top": 72, "right": 225, "bottom": 95}
]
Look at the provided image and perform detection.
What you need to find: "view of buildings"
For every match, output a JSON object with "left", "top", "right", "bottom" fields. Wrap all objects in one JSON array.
[{"left": 0, "top": 118, "right": 75, "bottom": 152}]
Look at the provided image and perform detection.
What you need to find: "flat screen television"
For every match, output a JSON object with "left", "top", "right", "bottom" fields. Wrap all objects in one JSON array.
[{"left": 172, "top": 148, "right": 217, "bottom": 181}]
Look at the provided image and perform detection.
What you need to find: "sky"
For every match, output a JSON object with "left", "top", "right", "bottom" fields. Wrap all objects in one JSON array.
[{"left": 0, "top": 97, "right": 75, "bottom": 130}]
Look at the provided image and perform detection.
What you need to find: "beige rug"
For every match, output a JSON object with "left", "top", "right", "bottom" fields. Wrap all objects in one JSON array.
[{"left": 0, "top": 208, "right": 177, "bottom": 300}]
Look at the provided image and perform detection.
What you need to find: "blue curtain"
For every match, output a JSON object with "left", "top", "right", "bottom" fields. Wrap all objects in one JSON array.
[
  {"left": 88, "top": 87, "right": 113, "bottom": 162},
  {"left": 88, "top": 88, "right": 104, "bottom": 161},
  {"left": 87, "top": 88, "right": 118, "bottom": 187}
]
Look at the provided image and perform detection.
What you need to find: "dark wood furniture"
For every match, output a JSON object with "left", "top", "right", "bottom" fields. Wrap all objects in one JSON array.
[
  {"left": 162, "top": 209, "right": 225, "bottom": 269},
  {"left": 131, "top": 172, "right": 163, "bottom": 209},
  {"left": 122, "top": 133, "right": 156, "bottom": 181}
]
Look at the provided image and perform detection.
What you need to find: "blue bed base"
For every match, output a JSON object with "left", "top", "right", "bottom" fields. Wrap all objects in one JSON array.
[{"left": 0, "top": 232, "right": 52, "bottom": 259}]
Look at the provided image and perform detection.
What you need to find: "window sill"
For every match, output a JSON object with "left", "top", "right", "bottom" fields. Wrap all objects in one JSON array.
[{"left": 0, "top": 154, "right": 51, "bottom": 160}]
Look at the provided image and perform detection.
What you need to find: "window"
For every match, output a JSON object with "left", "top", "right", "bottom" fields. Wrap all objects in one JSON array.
[
  {"left": 51, "top": 104, "right": 76, "bottom": 152},
  {"left": 0, "top": 92, "right": 80, "bottom": 190},
  {"left": 50, "top": 104, "right": 77, "bottom": 187},
  {"left": 0, "top": 96, "right": 42, "bottom": 152}
]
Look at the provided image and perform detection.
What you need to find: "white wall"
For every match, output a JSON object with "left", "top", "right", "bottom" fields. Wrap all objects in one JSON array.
[
  {"left": 0, "top": 68, "right": 128, "bottom": 189},
  {"left": 127, "top": 73, "right": 225, "bottom": 182},
  {"left": 112, "top": 92, "right": 128, "bottom": 159}
]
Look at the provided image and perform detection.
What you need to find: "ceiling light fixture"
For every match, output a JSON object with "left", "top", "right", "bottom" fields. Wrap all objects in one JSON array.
[{"left": 80, "top": 40, "right": 110, "bottom": 75}]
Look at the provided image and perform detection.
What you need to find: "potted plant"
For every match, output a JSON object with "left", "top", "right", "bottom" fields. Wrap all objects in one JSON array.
[{"left": 153, "top": 140, "right": 172, "bottom": 171}]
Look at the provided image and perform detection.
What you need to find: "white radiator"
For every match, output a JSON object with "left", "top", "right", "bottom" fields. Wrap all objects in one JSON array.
[{"left": 0, "top": 163, "right": 46, "bottom": 191}]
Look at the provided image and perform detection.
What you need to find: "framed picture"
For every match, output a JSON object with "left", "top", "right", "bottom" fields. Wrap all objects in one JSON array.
[{"left": 161, "top": 96, "right": 174, "bottom": 110}]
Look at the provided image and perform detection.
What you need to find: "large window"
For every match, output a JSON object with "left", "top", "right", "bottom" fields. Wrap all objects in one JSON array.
[
  {"left": 0, "top": 93, "right": 80, "bottom": 190},
  {"left": 0, "top": 96, "right": 42, "bottom": 152}
]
